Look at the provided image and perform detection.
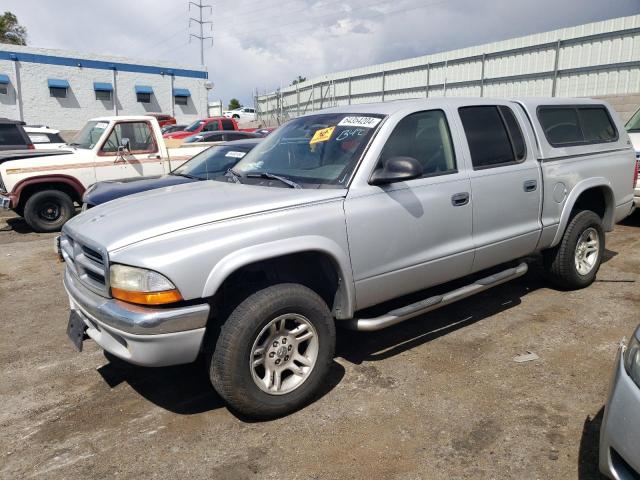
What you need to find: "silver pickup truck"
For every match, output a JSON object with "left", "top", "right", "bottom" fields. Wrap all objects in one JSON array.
[{"left": 60, "top": 98, "right": 636, "bottom": 418}]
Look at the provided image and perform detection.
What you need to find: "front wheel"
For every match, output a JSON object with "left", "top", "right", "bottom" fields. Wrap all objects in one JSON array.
[
  {"left": 209, "top": 283, "right": 335, "bottom": 419},
  {"left": 23, "top": 189, "right": 75, "bottom": 233},
  {"left": 543, "top": 210, "right": 605, "bottom": 289}
]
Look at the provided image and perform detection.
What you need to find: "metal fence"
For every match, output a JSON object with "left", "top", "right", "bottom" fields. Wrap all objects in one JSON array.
[{"left": 255, "top": 14, "right": 640, "bottom": 127}]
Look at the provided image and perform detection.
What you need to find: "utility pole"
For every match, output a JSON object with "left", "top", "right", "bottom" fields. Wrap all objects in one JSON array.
[{"left": 189, "top": 0, "right": 213, "bottom": 66}]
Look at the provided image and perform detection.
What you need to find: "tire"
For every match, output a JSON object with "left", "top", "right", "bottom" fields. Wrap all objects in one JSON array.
[
  {"left": 209, "top": 283, "right": 336, "bottom": 419},
  {"left": 23, "top": 189, "right": 75, "bottom": 233},
  {"left": 543, "top": 210, "right": 604, "bottom": 289},
  {"left": 232, "top": 114, "right": 240, "bottom": 119}
]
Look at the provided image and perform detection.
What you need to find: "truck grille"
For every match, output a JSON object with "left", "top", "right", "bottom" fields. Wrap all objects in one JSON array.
[{"left": 60, "top": 234, "right": 110, "bottom": 296}]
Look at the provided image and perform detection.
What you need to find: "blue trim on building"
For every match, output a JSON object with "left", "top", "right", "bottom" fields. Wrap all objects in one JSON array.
[
  {"left": 0, "top": 50, "right": 208, "bottom": 79},
  {"left": 93, "top": 82, "right": 113, "bottom": 92},
  {"left": 47, "top": 78, "right": 70, "bottom": 89},
  {"left": 135, "top": 85, "right": 153, "bottom": 94},
  {"left": 0, "top": 73, "right": 9, "bottom": 84},
  {"left": 173, "top": 88, "right": 191, "bottom": 97}
]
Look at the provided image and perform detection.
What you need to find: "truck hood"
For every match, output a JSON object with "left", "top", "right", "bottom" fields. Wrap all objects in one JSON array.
[
  {"left": 0, "top": 148, "right": 74, "bottom": 164},
  {"left": 83, "top": 174, "right": 197, "bottom": 206},
  {"left": 64, "top": 181, "right": 346, "bottom": 251}
]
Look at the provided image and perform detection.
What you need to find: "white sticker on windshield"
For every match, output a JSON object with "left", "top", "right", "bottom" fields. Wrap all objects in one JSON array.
[
  {"left": 95, "top": 122, "right": 108, "bottom": 130},
  {"left": 225, "top": 151, "right": 246, "bottom": 159},
  {"left": 338, "top": 116, "right": 381, "bottom": 128}
]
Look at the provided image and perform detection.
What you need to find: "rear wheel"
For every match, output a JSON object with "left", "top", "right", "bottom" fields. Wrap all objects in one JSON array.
[
  {"left": 209, "top": 283, "right": 335, "bottom": 419},
  {"left": 543, "top": 210, "right": 604, "bottom": 289},
  {"left": 23, "top": 190, "right": 75, "bottom": 233}
]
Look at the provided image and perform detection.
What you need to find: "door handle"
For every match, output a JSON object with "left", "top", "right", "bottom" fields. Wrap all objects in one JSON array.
[
  {"left": 523, "top": 180, "right": 537, "bottom": 192},
  {"left": 451, "top": 192, "right": 470, "bottom": 206},
  {"left": 147, "top": 154, "right": 161, "bottom": 159}
]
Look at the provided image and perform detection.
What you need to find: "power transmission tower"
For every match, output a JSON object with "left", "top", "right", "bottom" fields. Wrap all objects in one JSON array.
[{"left": 189, "top": 0, "right": 213, "bottom": 66}]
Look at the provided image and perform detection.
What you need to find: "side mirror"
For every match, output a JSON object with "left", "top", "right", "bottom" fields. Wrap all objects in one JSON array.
[
  {"left": 370, "top": 156, "right": 423, "bottom": 185},
  {"left": 117, "top": 137, "right": 130, "bottom": 153}
]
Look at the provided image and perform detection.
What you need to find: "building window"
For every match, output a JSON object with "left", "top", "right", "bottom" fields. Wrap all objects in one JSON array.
[
  {"left": 95, "top": 89, "right": 111, "bottom": 101},
  {"left": 175, "top": 95, "right": 188, "bottom": 106},
  {"left": 49, "top": 87, "right": 67, "bottom": 98},
  {"left": 136, "top": 92, "right": 151, "bottom": 103},
  {"left": 0, "top": 86, "right": 6, "bottom": 95}
]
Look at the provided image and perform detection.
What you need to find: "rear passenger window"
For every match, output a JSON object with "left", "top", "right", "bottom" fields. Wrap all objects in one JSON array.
[
  {"left": 221, "top": 119, "right": 235, "bottom": 130},
  {"left": 378, "top": 110, "right": 456, "bottom": 177},
  {"left": 538, "top": 106, "right": 617, "bottom": 146},
  {"left": 459, "top": 106, "right": 525, "bottom": 169},
  {"left": 499, "top": 106, "right": 526, "bottom": 160}
]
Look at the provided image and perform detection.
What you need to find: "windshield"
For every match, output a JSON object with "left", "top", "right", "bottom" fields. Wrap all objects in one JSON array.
[
  {"left": 70, "top": 121, "right": 109, "bottom": 149},
  {"left": 184, "top": 120, "right": 204, "bottom": 132},
  {"left": 183, "top": 135, "right": 204, "bottom": 143},
  {"left": 173, "top": 144, "right": 255, "bottom": 180},
  {"left": 626, "top": 108, "right": 640, "bottom": 132},
  {"left": 232, "top": 113, "right": 384, "bottom": 187}
]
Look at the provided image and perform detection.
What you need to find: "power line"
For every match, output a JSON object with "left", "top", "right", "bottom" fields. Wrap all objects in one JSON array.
[{"left": 189, "top": 0, "right": 214, "bottom": 66}]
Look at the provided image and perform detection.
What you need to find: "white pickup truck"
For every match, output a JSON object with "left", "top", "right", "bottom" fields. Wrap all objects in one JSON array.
[{"left": 0, "top": 116, "right": 207, "bottom": 232}]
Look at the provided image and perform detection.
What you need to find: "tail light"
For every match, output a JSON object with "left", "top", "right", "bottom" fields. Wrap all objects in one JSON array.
[
  {"left": 27, "top": 143, "right": 35, "bottom": 150},
  {"left": 634, "top": 158, "right": 639, "bottom": 189}
]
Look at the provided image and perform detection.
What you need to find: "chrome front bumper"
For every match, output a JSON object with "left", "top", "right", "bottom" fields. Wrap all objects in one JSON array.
[
  {"left": 64, "top": 268, "right": 210, "bottom": 367},
  {"left": 599, "top": 344, "right": 640, "bottom": 479}
]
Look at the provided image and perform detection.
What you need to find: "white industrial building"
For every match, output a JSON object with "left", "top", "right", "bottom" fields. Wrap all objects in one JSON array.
[
  {"left": 257, "top": 14, "right": 640, "bottom": 125},
  {"left": 0, "top": 45, "right": 209, "bottom": 131}
]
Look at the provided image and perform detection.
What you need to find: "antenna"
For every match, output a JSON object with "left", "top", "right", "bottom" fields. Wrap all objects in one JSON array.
[{"left": 188, "top": 0, "right": 213, "bottom": 66}]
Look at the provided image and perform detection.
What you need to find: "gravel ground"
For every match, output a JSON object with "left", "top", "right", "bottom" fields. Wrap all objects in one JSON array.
[{"left": 0, "top": 210, "right": 638, "bottom": 480}]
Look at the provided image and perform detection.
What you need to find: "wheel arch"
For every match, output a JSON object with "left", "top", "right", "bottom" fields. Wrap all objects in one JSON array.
[
  {"left": 202, "top": 236, "right": 356, "bottom": 319},
  {"left": 550, "top": 177, "right": 615, "bottom": 248},
  {"left": 13, "top": 174, "right": 85, "bottom": 210}
]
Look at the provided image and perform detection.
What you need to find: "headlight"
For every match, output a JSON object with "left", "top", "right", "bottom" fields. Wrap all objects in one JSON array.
[
  {"left": 110, "top": 264, "right": 183, "bottom": 305},
  {"left": 624, "top": 333, "right": 640, "bottom": 388}
]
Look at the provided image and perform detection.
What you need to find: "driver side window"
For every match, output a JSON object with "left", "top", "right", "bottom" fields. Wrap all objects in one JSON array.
[
  {"left": 203, "top": 121, "right": 220, "bottom": 132},
  {"left": 101, "top": 122, "right": 156, "bottom": 153},
  {"left": 377, "top": 110, "right": 456, "bottom": 178}
]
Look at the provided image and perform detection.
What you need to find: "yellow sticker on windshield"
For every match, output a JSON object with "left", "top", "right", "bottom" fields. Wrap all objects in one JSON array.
[{"left": 310, "top": 126, "right": 335, "bottom": 145}]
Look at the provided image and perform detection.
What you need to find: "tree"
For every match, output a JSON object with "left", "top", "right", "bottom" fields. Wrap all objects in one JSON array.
[
  {"left": 291, "top": 76, "right": 307, "bottom": 86},
  {"left": 0, "top": 12, "right": 27, "bottom": 46},
  {"left": 228, "top": 98, "right": 242, "bottom": 110}
]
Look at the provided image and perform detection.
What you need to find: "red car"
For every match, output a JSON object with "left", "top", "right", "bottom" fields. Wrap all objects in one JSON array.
[
  {"left": 164, "top": 117, "right": 238, "bottom": 140},
  {"left": 147, "top": 113, "right": 177, "bottom": 128}
]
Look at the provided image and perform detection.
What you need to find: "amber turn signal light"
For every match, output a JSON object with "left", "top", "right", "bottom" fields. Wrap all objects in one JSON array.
[{"left": 111, "top": 287, "right": 183, "bottom": 306}]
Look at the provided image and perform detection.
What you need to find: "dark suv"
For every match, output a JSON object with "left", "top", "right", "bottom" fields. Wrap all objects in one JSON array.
[{"left": 0, "top": 118, "right": 33, "bottom": 151}]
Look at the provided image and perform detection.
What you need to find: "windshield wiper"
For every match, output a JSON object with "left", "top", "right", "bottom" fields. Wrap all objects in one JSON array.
[
  {"left": 225, "top": 168, "right": 242, "bottom": 184},
  {"left": 246, "top": 172, "right": 302, "bottom": 189},
  {"left": 173, "top": 172, "right": 205, "bottom": 180}
]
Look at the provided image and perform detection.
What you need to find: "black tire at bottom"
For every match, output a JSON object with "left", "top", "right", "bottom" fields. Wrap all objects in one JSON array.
[
  {"left": 208, "top": 283, "right": 336, "bottom": 419},
  {"left": 543, "top": 210, "right": 604, "bottom": 290},
  {"left": 23, "top": 189, "right": 75, "bottom": 233}
]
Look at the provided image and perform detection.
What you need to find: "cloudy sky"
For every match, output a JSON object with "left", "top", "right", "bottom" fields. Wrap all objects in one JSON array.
[{"left": 3, "top": 0, "right": 639, "bottom": 106}]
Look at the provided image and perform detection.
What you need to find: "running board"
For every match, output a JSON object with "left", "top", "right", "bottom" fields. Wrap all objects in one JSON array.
[{"left": 343, "top": 262, "right": 528, "bottom": 331}]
